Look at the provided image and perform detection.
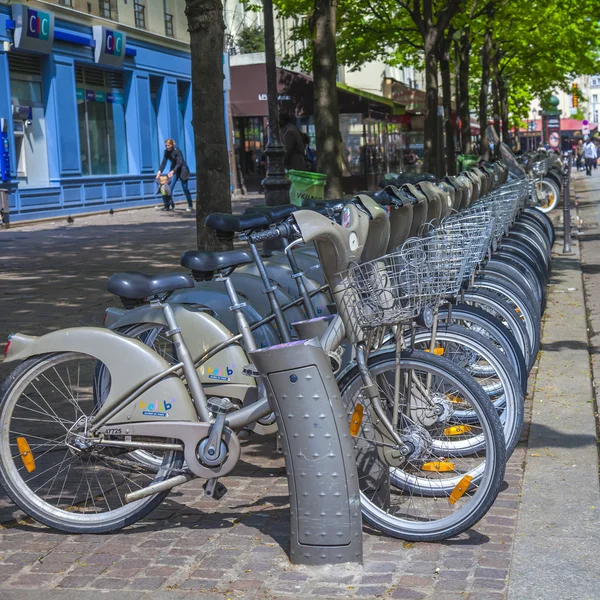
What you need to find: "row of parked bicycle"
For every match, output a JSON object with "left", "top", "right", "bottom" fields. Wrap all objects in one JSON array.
[{"left": 0, "top": 138, "right": 555, "bottom": 544}]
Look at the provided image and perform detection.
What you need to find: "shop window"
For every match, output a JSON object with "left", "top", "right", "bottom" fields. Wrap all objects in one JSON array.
[
  {"left": 134, "top": 2, "right": 146, "bottom": 30},
  {"left": 75, "top": 65, "right": 128, "bottom": 176}
]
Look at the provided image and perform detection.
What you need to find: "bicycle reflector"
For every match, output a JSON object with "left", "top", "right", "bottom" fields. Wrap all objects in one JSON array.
[
  {"left": 443, "top": 425, "right": 472, "bottom": 436},
  {"left": 16, "top": 437, "right": 36, "bottom": 473},
  {"left": 349, "top": 403, "right": 364, "bottom": 436},
  {"left": 449, "top": 474, "right": 473, "bottom": 505},
  {"left": 425, "top": 347, "right": 445, "bottom": 356},
  {"left": 422, "top": 461, "right": 455, "bottom": 472}
]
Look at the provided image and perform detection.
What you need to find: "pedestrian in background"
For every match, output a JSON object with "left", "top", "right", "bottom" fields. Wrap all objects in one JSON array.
[
  {"left": 156, "top": 139, "right": 194, "bottom": 212},
  {"left": 279, "top": 113, "right": 306, "bottom": 171},
  {"left": 583, "top": 136, "right": 597, "bottom": 176},
  {"left": 576, "top": 139, "right": 584, "bottom": 171}
]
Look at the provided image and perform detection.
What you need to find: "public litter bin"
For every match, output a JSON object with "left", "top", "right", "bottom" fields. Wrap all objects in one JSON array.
[
  {"left": 288, "top": 170, "right": 327, "bottom": 207},
  {"left": 458, "top": 154, "right": 479, "bottom": 172},
  {"left": 0, "top": 189, "right": 9, "bottom": 228}
]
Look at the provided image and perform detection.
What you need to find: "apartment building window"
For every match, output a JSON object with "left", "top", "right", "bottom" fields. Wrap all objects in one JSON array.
[
  {"left": 99, "top": 0, "right": 112, "bottom": 20},
  {"left": 134, "top": 2, "right": 146, "bottom": 29},
  {"left": 58, "top": 0, "right": 73, "bottom": 6},
  {"left": 164, "top": 0, "right": 174, "bottom": 37}
]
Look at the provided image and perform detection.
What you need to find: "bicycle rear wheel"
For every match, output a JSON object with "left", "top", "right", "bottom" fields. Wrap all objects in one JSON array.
[
  {"left": 0, "top": 353, "right": 184, "bottom": 533},
  {"left": 339, "top": 350, "right": 506, "bottom": 541}
]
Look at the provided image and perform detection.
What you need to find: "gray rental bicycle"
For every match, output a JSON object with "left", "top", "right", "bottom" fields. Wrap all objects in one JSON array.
[{"left": 0, "top": 199, "right": 506, "bottom": 541}]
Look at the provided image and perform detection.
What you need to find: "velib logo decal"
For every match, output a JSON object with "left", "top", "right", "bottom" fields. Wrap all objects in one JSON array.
[
  {"left": 208, "top": 365, "right": 234, "bottom": 381},
  {"left": 139, "top": 399, "right": 174, "bottom": 417},
  {"left": 26, "top": 9, "right": 51, "bottom": 40},
  {"left": 105, "top": 30, "right": 124, "bottom": 57}
]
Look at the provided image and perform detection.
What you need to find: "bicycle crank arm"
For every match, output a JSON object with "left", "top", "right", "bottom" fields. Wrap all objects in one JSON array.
[{"left": 125, "top": 473, "right": 193, "bottom": 503}]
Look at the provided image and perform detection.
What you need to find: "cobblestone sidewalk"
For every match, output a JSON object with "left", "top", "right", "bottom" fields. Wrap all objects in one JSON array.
[{"left": 0, "top": 204, "right": 528, "bottom": 599}]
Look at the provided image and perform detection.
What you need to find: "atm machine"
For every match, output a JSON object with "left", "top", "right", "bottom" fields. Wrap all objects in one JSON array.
[{"left": 0, "top": 117, "right": 10, "bottom": 226}]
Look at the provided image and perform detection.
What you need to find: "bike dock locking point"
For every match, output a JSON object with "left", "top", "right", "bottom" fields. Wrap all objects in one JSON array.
[{"left": 249, "top": 337, "right": 363, "bottom": 565}]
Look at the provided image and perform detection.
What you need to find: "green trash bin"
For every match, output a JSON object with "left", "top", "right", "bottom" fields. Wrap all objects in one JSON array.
[
  {"left": 457, "top": 154, "right": 479, "bottom": 172},
  {"left": 288, "top": 170, "right": 327, "bottom": 207}
]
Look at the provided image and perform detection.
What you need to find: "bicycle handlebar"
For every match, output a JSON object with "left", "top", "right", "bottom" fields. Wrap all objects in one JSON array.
[{"left": 247, "top": 221, "right": 296, "bottom": 244}]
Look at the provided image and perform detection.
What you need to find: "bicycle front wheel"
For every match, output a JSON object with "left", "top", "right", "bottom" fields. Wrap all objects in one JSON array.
[{"left": 339, "top": 349, "right": 506, "bottom": 541}]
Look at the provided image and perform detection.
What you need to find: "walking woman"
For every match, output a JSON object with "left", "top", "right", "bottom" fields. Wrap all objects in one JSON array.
[{"left": 156, "top": 139, "right": 194, "bottom": 212}]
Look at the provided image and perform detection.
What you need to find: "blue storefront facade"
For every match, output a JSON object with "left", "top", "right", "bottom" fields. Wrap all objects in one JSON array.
[{"left": 0, "top": 4, "right": 196, "bottom": 222}]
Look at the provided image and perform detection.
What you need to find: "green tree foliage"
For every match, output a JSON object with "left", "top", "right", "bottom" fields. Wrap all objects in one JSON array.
[{"left": 236, "top": 24, "right": 265, "bottom": 53}]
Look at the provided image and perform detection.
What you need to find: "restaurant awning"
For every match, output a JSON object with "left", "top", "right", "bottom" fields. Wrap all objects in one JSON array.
[{"left": 230, "top": 63, "right": 406, "bottom": 119}]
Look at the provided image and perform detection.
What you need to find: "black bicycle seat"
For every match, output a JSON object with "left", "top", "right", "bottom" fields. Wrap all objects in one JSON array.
[
  {"left": 302, "top": 198, "right": 346, "bottom": 210},
  {"left": 244, "top": 204, "right": 298, "bottom": 222},
  {"left": 107, "top": 272, "right": 194, "bottom": 300},
  {"left": 205, "top": 212, "right": 270, "bottom": 234},
  {"left": 181, "top": 249, "right": 254, "bottom": 281},
  {"left": 359, "top": 186, "right": 405, "bottom": 207}
]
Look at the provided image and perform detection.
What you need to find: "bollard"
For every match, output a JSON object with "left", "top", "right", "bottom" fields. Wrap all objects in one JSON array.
[
  {"left": 562, "top": 152, "right": 572, "bottom": 254},
  {"left": 249, "top": 338, "right": 363, "bottom": 565}
]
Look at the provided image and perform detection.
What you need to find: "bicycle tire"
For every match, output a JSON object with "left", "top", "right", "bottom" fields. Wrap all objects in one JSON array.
[
  {"left": 0, "top": 353, "right": 185, "bottom": 534},
  {"left": 338, "top": 349, "right": 506, "bottom": 542}
]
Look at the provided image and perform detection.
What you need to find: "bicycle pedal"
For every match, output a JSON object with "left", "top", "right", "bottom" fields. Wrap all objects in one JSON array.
[
  {"left": 203, "top": 479, "right": 227, "bottom": 500},
  {"left": 242, "top": 364, "right": 260, "bottom": 378},
  {"left": 207, "top": 397, "right": 237, "bottom": 414}
]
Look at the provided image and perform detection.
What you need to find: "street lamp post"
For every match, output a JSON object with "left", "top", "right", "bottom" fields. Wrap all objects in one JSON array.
[{"left": 262, "top": 0, "right": 290, "bottom": 207}]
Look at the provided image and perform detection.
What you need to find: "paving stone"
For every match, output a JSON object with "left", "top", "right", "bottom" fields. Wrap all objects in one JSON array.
[
  {"left": 91, "top": 577, "right": 129, "bottom": 589},
  {"left": 130, "top": 576, "right": 167, "bottom": 590},
  {"left": 390, "top": 587, "right": 427, "bottom": 599},
  {"left": 355, "top": 585, "right": 388, "bottom": 597},
  {"left": 57, "top": 575, "right": 94, "bottom": 588}
]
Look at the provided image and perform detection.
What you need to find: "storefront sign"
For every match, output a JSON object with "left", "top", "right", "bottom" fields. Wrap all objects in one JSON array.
[
  {"left": 106, "top": 93, "right": 124, "bottom": 104},
  {"left": 11, "top": 4, "right": 55, "bottom": 54},
  {"left": 92, "top": 26, "right": 126, "bottom": 67},
  {"left": 391, "top": 81, "right": 425, "bottom": 113},
  {"left": 85, "top": 90, "right": 96, "bottom": 102},
  {"left": 76, "top": 89, "right": 85, "bottom": 101}
]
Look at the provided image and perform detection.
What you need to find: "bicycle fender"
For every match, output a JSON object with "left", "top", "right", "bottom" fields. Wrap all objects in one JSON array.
[
  {"left": 4, "top": 327, "right": 197, "bottom": 423},
  {"left": 107, "top": 303, "right": 256, "bottom": 403}
]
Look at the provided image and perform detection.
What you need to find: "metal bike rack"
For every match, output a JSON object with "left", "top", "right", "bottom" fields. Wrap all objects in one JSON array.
[{"left": 249, "top": 337, "right": 363, "bottom": 565}]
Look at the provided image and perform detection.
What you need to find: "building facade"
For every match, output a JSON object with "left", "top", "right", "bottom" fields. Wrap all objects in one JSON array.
[{"left": 0, "top": 0, "right": 195, "bottom": 222}]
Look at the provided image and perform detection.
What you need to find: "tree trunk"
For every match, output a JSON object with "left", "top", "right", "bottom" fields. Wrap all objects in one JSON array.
[
  {"left": 458, "top": 29, "right": 472, "bottom": 155},
  {"left": 423, "top": 30, "right": 439, "bottom": 174},
  {"left": 439, "top": 37, "right": 456, "bottom": 175},
  {"left": 312, "top": 0, "right": 343, "bottom": 198},
  {"left": 499, "top": 76, "right": 510, "bottom": 143},
  {"left": 185, "top": 0, "right": 232, "bottom": 251},
  {"left": 491, "top": 45, "right": 501, "bottom": 143},
  {"left": 479, "top": 27, "right": 492, "bottom": 156}
]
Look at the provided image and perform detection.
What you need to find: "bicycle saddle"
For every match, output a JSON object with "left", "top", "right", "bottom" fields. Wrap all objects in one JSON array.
[
  {"left": 181, "top": 249, "right": 254, "bottom": 280},
  {"left": 358, "top": 186, "right": 406, "bottom": 206},
  {"left": 244, "top": 204, "right": 298, "bottom": 222},
  {"left": 302, "top": 198, "right": 346, "bottom": 210},
  {"left": 205, "top": 212, "right": 270, "bottom": 235},
  {"left": 107, "top": 272, "right": 194, "bottom": 300}
]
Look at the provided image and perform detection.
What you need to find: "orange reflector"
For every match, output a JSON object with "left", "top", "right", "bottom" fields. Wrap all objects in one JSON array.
[
  {"left": 425, "top": 347, "right": 445, "bottom": 356},
  {"left": 447, "top": 395, "right": 464, "bottom": 404},
  {"left": 16, "top": 437, "right": 35, "bottom": 473},
  {"left": 422, "top": 461, "right": 455, "bottom": 472},
  {"left": 443, "top": 425, "right": 472, "bottom": 436},
  {"left": 349, "top": 403, "right": 364, "bottom": 437},
  {"left": 449, "top": 474, "right": 473, "bottom": 505}
]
